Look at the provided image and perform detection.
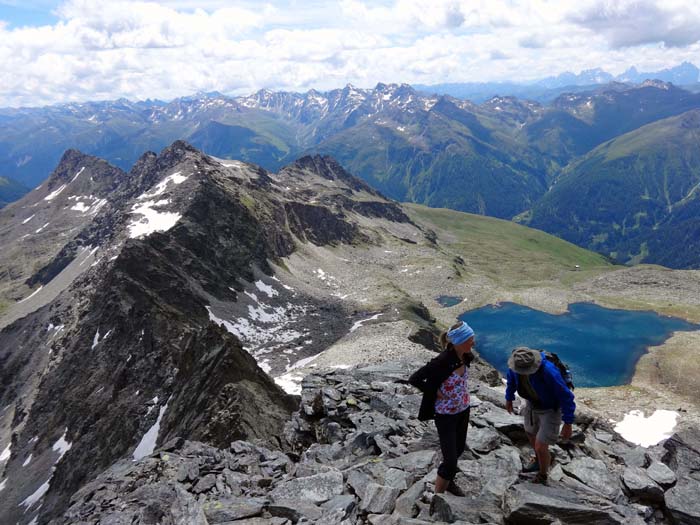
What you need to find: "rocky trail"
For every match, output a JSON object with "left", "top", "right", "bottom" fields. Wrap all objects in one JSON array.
[{"left": 54, "top": 360, "right": 700, "bottom": 525}]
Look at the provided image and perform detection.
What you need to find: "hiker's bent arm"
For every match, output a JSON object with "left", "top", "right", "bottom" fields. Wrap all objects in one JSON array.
[
  {"left": 505, "top": 369, "right": 517, "bottom": 401},
  {"left": 550, "top": 368, "right": 576, "bottom": 424},
  {"left": 408, "top": 357, "right": 440, "bottom": 392}
]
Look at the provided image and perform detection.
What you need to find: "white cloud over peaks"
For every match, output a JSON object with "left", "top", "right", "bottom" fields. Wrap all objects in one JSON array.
[
  {"left": 0, "top": 0, "right": 699, "bottom": 106},
  {"left": 568, "top": 0, "right": 700, "bottom": 48}
]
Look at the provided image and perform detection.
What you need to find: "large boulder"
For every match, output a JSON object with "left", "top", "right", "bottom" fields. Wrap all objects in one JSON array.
[
  {"left": 665, "top": 479, "right": 700, "bottom": 525},
  {"left": 562, "top": 457, "right": 622, "bottom": 501},
  {"left": 646, "top": 461, "right": 677, "bottom": 488},
  {"left": 620, "top": 467, "right": 664, "bottom": 503},
  {"left": 504, "top": 483, "right": 629, "bottom": 524},
  {"left": 360, "top": 482, "right": 401, "bottom": 514}
]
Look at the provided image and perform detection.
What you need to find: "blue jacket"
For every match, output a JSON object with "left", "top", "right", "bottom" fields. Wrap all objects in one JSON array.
[{"left": 505, "top": 352, "right": 576, "bottom": 424}]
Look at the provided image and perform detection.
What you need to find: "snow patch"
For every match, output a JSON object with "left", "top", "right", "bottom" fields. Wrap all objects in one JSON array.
[
  {"left": 350, "top": 313, "right": 383, "bottom": 332},
  {"left": 35, "top": 222, "right": 49, "bottom": 233},
  {"left": 141, "top": 171, "right": 189, "bottom": 199},
  {"left": 20, "top": 478, "right": 50, "bottom": 510},
  {"left": 22, "top": 214, "right": 35, "bottom": 224},
  {"left": 0, "top": 443, "right": 10, "bottom": 462},
  {"left": 92, "top": 329, "right": 101, "bottom": 349},
  {"left": 0, "top": 478, "right": 6, "bottom": 492},
  {"left": 614, "top": 410, "right": 679, "bottom": 447},
  {"left": 70, "top": 166, "right": 85, "bottom": 183},
  {"left": 133, "top": 399, "right": 169, "bottom": 461},
  {"left": 255, "top": 280, "right": 278, "bottom": 298},
  {"left": 274, "top": 373, "right": 303, "bottom": 395},
  {"left": 22, "top": 454, "right": 32, "bottom": 467},
  {"left": 52, "top": 429, "right": 72, "bottom": 460},
  {"left": 128, "top": 201, "right": 182, "bottom": 239},
  {"left": 18, "top": 286, "right": 43, "bottom": 303},
  {"left": 44, "top": 184, "right": 66, "bottom": 201},
  {"left": 70, "top": 201, "right": 91, "bottom": 213}
]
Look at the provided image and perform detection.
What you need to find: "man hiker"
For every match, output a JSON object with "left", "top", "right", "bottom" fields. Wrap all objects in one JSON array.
[{"left": 505, "top": 346, "right": 575, "bottom": 484}]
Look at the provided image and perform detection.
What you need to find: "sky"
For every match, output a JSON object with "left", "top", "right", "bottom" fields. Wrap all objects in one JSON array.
[{"left": 0, "top": 0, "right": 699, "bottom": 107}]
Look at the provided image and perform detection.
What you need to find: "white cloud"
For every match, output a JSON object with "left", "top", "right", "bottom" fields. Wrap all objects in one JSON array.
[{"left": 0, "top": 0, "right": 699, "bottom": 106}]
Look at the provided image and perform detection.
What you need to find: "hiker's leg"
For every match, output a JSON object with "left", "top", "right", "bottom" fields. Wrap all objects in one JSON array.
[
  {"left": 434, "top": 413, "right": 459, "bottom": 491},
  {"left": 435, "top": 474, "right": 450, "bottom": 493},
  {"left": 527, "top": 432, "right": 536, "bottom": 449},
  {"left": 522, "top": 403, "right": 538, "bottom": 461},
  {"left": 456, "top": 407, "right": 470, "bottom": 458},
  {"left": 534, "top": 409, "right": 562, "bottom": 476},
  {"left": 534, "top": 440, "right": 551, "bottom": 475}
]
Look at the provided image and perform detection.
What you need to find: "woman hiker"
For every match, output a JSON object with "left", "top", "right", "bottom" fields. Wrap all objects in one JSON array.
[{"left": 408, "top": 321, "right": 475, "bottom": 495}]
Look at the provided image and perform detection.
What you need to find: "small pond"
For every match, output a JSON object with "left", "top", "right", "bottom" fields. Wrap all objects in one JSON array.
[
  {"left": 437, "top": 295, "right": 463, "bottom": 308},
  {"left": 460, "top": 302, "right": 699, "bottom": 388}
]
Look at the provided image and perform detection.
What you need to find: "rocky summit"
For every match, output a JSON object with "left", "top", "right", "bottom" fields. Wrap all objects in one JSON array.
[{"left": 52, "top": 360, "right": 700, "bottom": 525}]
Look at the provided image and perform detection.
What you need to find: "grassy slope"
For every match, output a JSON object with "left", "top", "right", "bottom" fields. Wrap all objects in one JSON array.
[
  {"left": 405, "top": 203, "right": 611, "bottom": 288},
  {"left": 528, "top": 109, "right": 700, "bottom": 267}
]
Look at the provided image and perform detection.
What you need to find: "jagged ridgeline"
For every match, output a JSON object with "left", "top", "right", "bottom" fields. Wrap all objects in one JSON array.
[{"left": 0, "top": 141, "right": 419, "bottom": 523}]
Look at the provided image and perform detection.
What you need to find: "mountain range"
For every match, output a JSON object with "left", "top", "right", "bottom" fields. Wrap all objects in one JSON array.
[
  {"left": 2, "top": 77, "right": 700, "bottom": 268},
  {"left": 416, "top": 61, "right": 700, "bottom": 103}
]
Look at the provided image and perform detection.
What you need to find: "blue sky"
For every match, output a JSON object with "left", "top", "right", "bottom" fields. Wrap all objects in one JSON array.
[
  {"left": 0, "top": 1, "right": 699, "bottom": 107},
  {"left": 0, "top": 1, "right": 59, "bottom": 28}
]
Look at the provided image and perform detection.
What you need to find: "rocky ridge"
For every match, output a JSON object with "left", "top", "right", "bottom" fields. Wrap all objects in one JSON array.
[
  {"left": 0, "top": 142, "right": 419, "bottom": 524},
  {"left": 53, "top": 359, "right": 700, "bottom": 524}
]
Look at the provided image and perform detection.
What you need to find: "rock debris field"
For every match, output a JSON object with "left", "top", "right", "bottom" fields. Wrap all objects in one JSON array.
[{"left": 55, "top": 361, "right": 700, "bottom": 525}]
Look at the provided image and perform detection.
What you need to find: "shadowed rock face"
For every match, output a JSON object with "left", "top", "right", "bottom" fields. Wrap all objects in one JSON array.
[
  {"left": 49, "top": 360, "right": 696, "bottom": 525},
  {"left": 0, "top": 142, "right": 414, "bottom": 524}
]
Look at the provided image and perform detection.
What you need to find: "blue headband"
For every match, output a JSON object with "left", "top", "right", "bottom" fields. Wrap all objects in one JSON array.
[{"left": 447, "top": 322, "right": 474, "bottom": 345}]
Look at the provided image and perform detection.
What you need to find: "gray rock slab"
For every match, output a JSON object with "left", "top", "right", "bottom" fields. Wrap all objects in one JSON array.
[
  {"left": 384, "top": 450, "right": 437, "bottom": 476},
  {"left": 621, "top": 467, "right": 664, "bottom": 503},
  {"left": 665, "top": 479, "right": 700, "bottom": 525},
  {"left": 270, "top": 470, "right": 343, "bottom": 504},
  {"left": 268, "top": 499, "right": 323, "bottom": 522},
  {"left": 202, "top": 497, "right": 267, "bottom": 522},
  {"left": 393, "top": 471, "right": 434, "bottom": 518},
  {"left": 477, "top": 407, "right": 523, "bottom": 434},
  {"left": 431, "top": 493, "right": 502, "bottom": 524},
  {"left": 322, "top": 494, "right": 356, "bottom": 517},
  {"left": 562, "top": 457, "right": 621, "bottom": 500},
  {"left": 193, "top": 474, "right": 217, "bottom": 494},
  {"left": 646, "top": 461, "right": 677, "bottom": 488},
  {"left": 505, "top": 483, "right": 627, "bottom": 524},
  {"left": 383, "top": 467, "right": 411, "bottom": 490},
  {"left": 360, "top": 482, "right": 401, "bottom": 514},
  {"left": 467, "top": 426, "right": 502, "bottom": 454},
  {"left": 622, "top": 447, "right": 650, "bottom": 469}
]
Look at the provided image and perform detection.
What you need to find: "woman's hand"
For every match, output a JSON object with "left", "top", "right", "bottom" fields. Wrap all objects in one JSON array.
[{"left": 506, "top": 400, "right": 513, "bottom": 414}]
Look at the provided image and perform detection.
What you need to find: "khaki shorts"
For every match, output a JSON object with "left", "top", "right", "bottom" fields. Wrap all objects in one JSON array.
[{"left": 522, "top": 402, "right": 562, "bottom": 445}]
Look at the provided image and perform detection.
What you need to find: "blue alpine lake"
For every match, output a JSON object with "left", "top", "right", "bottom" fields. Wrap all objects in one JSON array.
[
  {"left": 459, "top": 302, "right": 700, "bottom": 388},
  {"left": 437, "top": 295, "right": 463, "bottom": 307}
]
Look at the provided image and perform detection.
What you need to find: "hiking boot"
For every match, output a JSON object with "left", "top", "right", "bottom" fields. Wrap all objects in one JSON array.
[
  {"left": 446, "top": 480, "right": 466, "bottom": 497},
  {"left": 522, "top": 457, "right": 539, "bottom": 473},
  {"left": 532, "top": 472, "right": 548, "bottom": 485}
]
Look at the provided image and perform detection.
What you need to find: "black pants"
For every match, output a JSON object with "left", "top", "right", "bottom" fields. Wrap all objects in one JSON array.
[{"left": 434, "top": 407, "right": 470, "bottom": 481}]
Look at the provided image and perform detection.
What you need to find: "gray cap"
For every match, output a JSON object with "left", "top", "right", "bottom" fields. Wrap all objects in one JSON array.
[{"left": 507, "top": 347, "right": 542, "bottom": 375}]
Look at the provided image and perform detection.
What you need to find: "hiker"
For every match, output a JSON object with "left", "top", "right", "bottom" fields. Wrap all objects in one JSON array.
[
  {"left": 505, "top": 347, "right": 575, "bottom": 484},
  {"left": 408, "top": 321, "right": 475, "bottom": 495}
]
